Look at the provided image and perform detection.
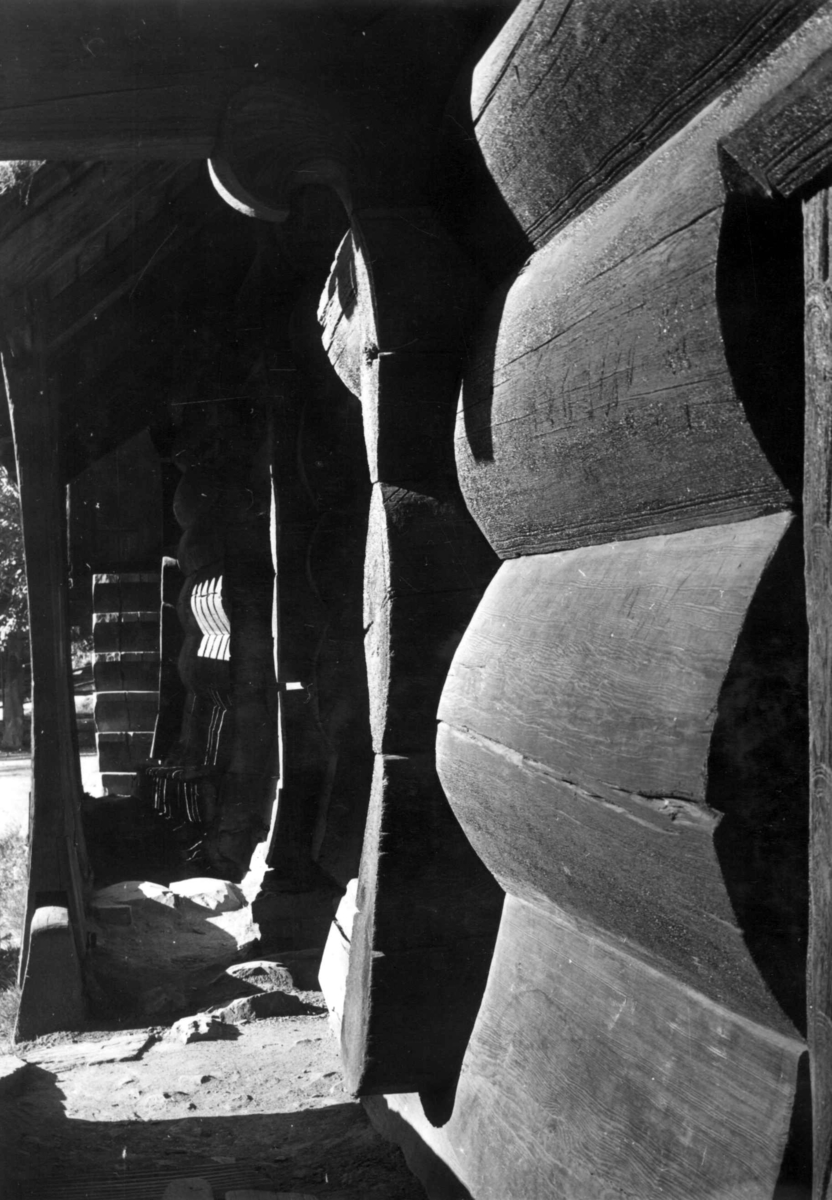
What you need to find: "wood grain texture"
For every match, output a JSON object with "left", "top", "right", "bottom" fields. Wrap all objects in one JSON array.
[
  {"left": 209, "top": 82, "right": 351, "bottom": 223},
  {"left": 0, "top": 163, "right": 183, "bottom": 308},
  {"left": 722, "top": 49, "right": 832, "bottom": 198},
  {"left": 470, "top": 0, "right": 824, "bottom": 252},
  {"left": 93, "top": 658, "right": 158, "bottom": 694},
  {"left": 341, "top": 752, "right": 504, "bottom": 1096},
  {"left": 455, "top": 15, "right": 832, "bottom": 556},
  {"left": 437, "top": 721, "right": 792, "bottom": 1037},
  {"left": 364, "top": 480, "right": 497, "bottom": 755},
  {"left": 4, "top": 340, "right": 88, "bottom": 1015},
  {"left": 15, "top": 906, "right": 85, "bottom": 1040},
  {"left": 437, "top": 514, "right": 802, "bottom": 1032},
  {"left": 319, "top": 209, "right": 479, "bottom": 483},
  {"left": 803, "top": 186, "right": 832, "bottom": 1200},
  {"left": 0, "top": 2, "right": 339, "bottom": 159},
  {"left": 0, "top": 3, "right": 489, "bottom": 212},
  {"left": 372, "top": 896, "right": 805, "bottom": 1200},
  {"left": 38, "top": 184, "right": 206, "bottom": 354},
  {"left": 456, "top": 191, "right": 790, "bottom": 556},
  {"left": 92, "top": 614, "right": 158, "bottom": 655},
  {"left": 439, "top": 515, "right": 790, "bottom": 799}
]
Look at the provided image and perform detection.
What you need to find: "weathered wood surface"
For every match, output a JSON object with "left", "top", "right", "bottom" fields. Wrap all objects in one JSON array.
[
  {"left": 96, "top": 731, "right": 154, "bottom": 774},
  {"left": 94, "top": 693, "right": 158, "bottom": 734},
  {"left": 0, "top": 3, "right": 339, "bottom": 159},
  {"left": 370, "top": 895, "right": 805, "bottom": 1200},
  {"left": 69, "top": 432, "right": 162, "bottom": 570},
  {"left": 437, "top": 513, "right": 803, "bottom": 1033},
  {"left": 92, "top": 579, "right": 159, "bottom": 614},
  {"left": 4, "top": 338, "right": 88, "bottom": 1030},
  {"left": 225, "top": 504, "right": 276, "bottom": 781},
  {"left": 266, "top": 350, "right": 373, "bottom": 891},
  {"left": 15, "top": 906, "right": 84, "bottom": 1040},
  {"left": 93, "top": 613, "right": 158, "bottom": 655},
  {"left": 440, "top": 514, "right": 790, "bottom": 799},
  {"left": 804, "top": 186, "right": 832, "bottom": 1200},
  {"left": 455, "top": 15, "right": 832, "bottom": 557},
  {"left": 0, "top": 163, "right": 184, "bottom": 312},
  {"left": 0, "top": 3, "right": 491, "bottom": 212},
  {"left": 341, "top": 753, "right": 504, "bottom": 1096},
  {"left": 319, "top": 209, "right": 479, "bottom": 483},
  {"left": 209, "top": 83, "right": 351, "bottom": 223},
  {"left": 470, "top": 0, "right": 824, "bottom": 254},
  {"left": 93, "top": 657, "right": 159, "bottom": 694},
  {"left": 722, "top": 49, "right": 832, "bottom": 199},
  {"left": 39, "top": 198, "right": 203, "bottom": 356},
  {"left": 365, "top": 481, "right": 496, "bottom": 755},
  {"left": 151, "top": 557, "right": 186, "bottom": 762},
  {"left": 89, "top": 574, "right": 159, "bottom": 788}
]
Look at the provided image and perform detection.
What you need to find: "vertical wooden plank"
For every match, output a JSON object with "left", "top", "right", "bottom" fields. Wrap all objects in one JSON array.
[
  {"left": 804, "top": 186, "right": 832, "bottom": 1200},
  {"left": 3, "top": 329, "right": 87, "bottom": 1031}
]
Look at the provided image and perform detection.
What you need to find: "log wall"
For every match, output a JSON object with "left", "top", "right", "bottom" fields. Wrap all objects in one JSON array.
[
  {"left": 321, "top": 210, "right": 502, "bottom": 1096},
  {"left": 454, "top": 30, "right": 820, "bottom": 556},
  {"left": 91, "top": 573, "right": 160, "bottom": 795},
  {"left": 358, "top": 5, "right": 832, "bottom": 1198}
]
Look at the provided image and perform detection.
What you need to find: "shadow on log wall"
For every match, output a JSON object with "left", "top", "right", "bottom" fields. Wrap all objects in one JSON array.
[{"left": 710, "top": 517, "right": 809, "bottom": 1034}]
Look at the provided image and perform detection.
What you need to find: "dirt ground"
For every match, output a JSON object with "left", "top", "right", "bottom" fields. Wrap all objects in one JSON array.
[
  {"left": 9, "top": 1009, "right": 425, "bottom": 1200},
  {"left": 2, "top": 871, "right": 426, "bottom": 1200}
]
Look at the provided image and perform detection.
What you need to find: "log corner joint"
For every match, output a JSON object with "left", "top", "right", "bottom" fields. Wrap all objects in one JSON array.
[
  {"left": 719, "top": 49, "right": 832, "bottom": 200},
  {"left": 208, "top": 83, "right": 353, "bottom": 223}
]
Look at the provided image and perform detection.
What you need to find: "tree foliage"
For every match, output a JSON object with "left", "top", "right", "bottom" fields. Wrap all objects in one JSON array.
[{"left": 0, "top": 467, "right": 26, "bottom": 651}]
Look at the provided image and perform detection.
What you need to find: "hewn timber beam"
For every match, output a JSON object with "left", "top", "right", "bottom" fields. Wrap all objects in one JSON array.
[
  {"left": 0, "top": 162, "right": 184, "bottom": 314},
  {"left": 0, "top": 1, "right": 345, "bottom": 159},
  {"left": 0, "top": 1, "right": 493, "bottom": 175},
  {"left": 3, "top": 170, "right": 212, "bottom": 356},
  {"left": 714, "top": 62, "right": 832, "bottom": 1199},
  {"left": 3, "top": 307, "right": 88, "bottom": 1038},
  {"left": 456, "top": 10, "right": 832, "bottom": 560},
  {"left": 468, "top": 0, "right": 826, "bottom": 256},
  {"left": 805, "top": 187, "right": 832, "bottom": 1200}
]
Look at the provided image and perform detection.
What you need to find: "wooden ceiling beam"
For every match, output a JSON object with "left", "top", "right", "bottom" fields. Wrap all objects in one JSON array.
[
  {"left": 0, "top": 1, "right": 363, "bottom": 160},
  {"left": 0, "top": 161, "right": 184, "bottom": 312},
  {"left": 59, "top": 318, "right": 187, "bottom": 479},
  {"left": 0, "top": 2, "right": 497, "bottom": 216},
  {"left": 38, "top": 176, "right": 219, "bottom": 353}
]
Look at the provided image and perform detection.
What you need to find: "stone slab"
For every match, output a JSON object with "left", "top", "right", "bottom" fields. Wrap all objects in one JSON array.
[
  {"left": 225, "top": 960, "right": 293, "bottom": 991},
  {"left": 212, "top": 992, "right": 305, "bottom": 1023},
  {"left": 170, "top": 877, "right": 246, "bottom": 913},
  {"left": 170, "top": 1014, "right": 230, "bottom": 1043},
  {"left": 26, "top": 1032, "right": 156, "bottom": 1067}
]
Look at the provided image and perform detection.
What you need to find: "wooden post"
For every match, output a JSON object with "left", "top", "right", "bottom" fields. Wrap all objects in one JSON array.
[
  {"left": 2, "top": 318, "right": 88, "bottom": 1037},
  {"left": 804, "top": 186, "right": 832, "bottom": 1200}
]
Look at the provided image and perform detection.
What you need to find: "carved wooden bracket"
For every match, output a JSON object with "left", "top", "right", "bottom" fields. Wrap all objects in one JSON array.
[{"left": 208, "top": 84, "right": 352, "bottom": 222}]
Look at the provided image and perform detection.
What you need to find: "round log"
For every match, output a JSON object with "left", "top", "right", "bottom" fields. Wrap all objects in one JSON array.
[
  {"left": 364, "top": 480, "right": 496, "bottom": 755},
  {"left": 436, "top": 512, "right": 805, "bottom": 1035},
  {"left": 470, "top": 0, "right": 821, "bottom": 253}
]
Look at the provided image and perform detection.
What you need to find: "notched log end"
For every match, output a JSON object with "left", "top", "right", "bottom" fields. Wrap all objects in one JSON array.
[{"left": 718, "top": 140, "right": 774, "bottom": 200}]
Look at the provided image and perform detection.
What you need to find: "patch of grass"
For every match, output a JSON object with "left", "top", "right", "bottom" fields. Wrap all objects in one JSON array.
[{"left": 0, "top": 827, "right": 27, "bottom": 1046}]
